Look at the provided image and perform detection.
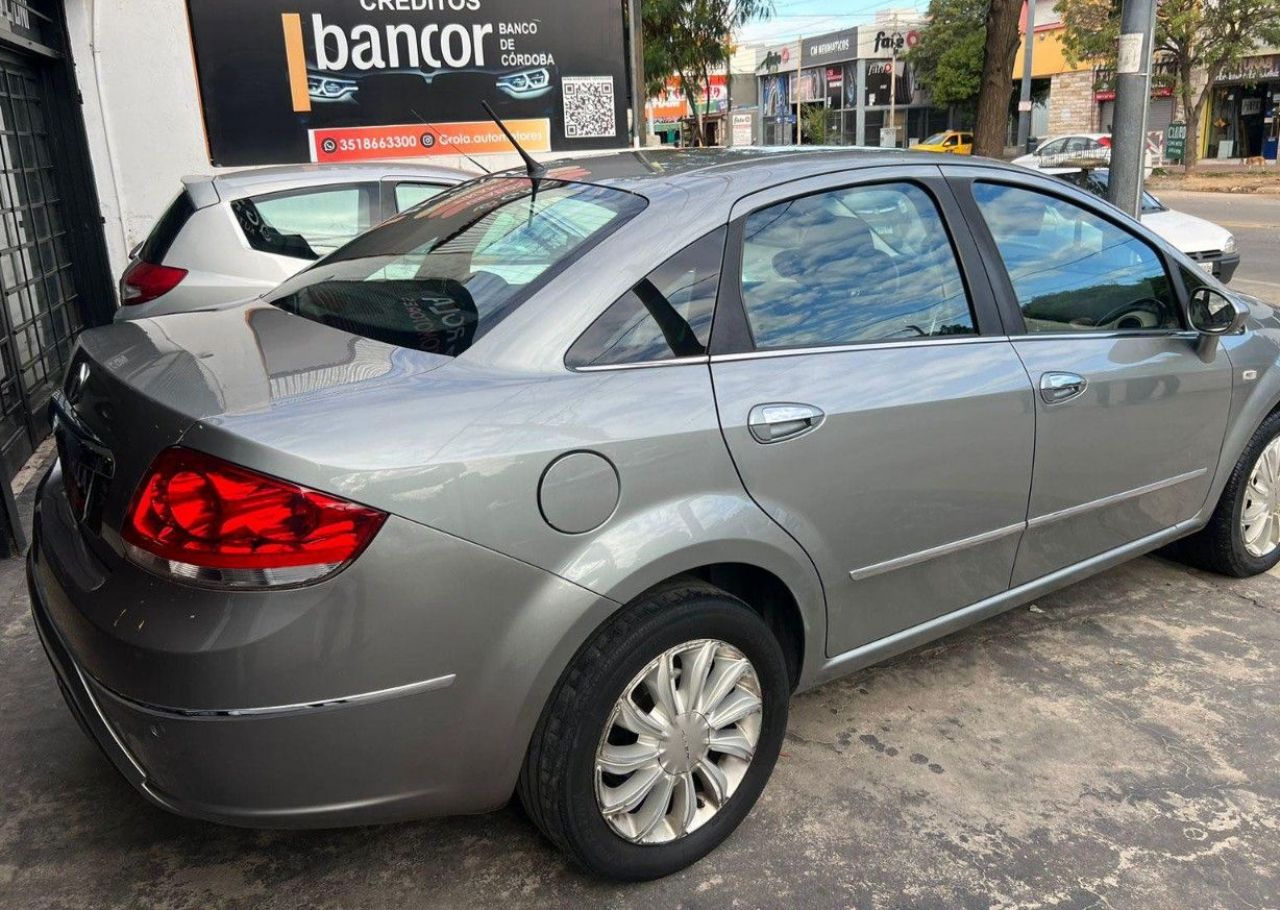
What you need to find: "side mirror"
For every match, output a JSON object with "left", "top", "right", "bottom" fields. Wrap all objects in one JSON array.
[{"left": 1187, "top": 286, "right": 1248, "bottom": 336}]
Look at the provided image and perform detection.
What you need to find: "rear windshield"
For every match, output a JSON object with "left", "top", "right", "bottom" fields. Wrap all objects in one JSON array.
[
  {"left": 140, "top": 191, "right": 195, "bottom": 264},
  {"left": 265, "top": 176, "right": 646, "bottom": 357}
]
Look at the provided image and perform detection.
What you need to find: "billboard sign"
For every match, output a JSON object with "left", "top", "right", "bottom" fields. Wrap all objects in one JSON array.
[
  {"left": 858, "top": 23, "right": 923, "bottom": 59},
  {"left": 185, "top": 0, "right": 630, "bottom": 166},
  {"left": 802, "top": 28, "right": 856, "bottom": 68}
]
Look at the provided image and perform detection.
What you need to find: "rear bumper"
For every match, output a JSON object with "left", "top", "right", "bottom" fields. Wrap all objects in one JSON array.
[
  {"left": 29, "top": 462, "right": 617, "bottom": 828},
  {"left": 29, "top": 539, "right": 485, "bottom": 827}
]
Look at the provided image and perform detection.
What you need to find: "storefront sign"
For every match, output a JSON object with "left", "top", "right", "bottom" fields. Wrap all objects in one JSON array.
[
  {"left": 858, "top": 23, "right": 923, "bottom": 59},
  {"left": 802, "top": 28, "right": 856, "bottom": 68},
  {"left": 1165, "top": 120, "right": 1186, "bottom": 161},
  {"left": 731, "top": 111, "right": 754, "bottom": 147},
  {"left": 758, "top": 41, "right": 798, "bottom": 74},
  {"left": 1219, "top": 54, "right": 1280, "bottom": 83},
  {"left": 185, "top": 0, "right": 629, "bottom": 166},
  {"left": 646, "top": 76, "right": 727, "bottom": 125}
]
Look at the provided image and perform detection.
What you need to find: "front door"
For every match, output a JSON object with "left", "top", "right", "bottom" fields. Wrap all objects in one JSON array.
[
  {"left": 954, "top": 173, "right": 1234, "bottom": 585},
  {"left": 710, "top": 168, "right": 1036, "bottom": 656}
]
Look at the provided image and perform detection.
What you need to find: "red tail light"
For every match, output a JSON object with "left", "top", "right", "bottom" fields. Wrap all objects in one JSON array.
[
  {"left": 1098, "top": 136, "right": 1112, "bottom": 148},
  {"left": 123, "top": 448, "right": 387, "bottom": 587},
  {"left": 120, "top": 260, "right": 188, "bottom": 305}
]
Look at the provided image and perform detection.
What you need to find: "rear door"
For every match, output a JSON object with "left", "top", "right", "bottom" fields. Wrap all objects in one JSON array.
[
  {"left": 709, "top": 166, "right": 1036, "bottom": 656},
  {"left": 948, "top": 168, "right": 1233, "bottom": 585}
]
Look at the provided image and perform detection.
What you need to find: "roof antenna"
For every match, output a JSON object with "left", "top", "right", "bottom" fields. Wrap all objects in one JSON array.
[
  {"left": 481, "top": 101, "right": 545, "bottom": 181},
  {"left": 411, "top": 110, "right": 491, "bottom": 175}
]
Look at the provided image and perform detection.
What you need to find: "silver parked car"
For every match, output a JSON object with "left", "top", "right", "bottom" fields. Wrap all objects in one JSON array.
[
  {"left": 32, "top": 149, "right": 1279, "bottom": 880},
  {"left": 117, "top": 163, "right": 470, "bottom": 320}
]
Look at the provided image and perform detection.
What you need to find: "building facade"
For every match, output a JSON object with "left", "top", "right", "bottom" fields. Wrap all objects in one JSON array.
[
  {"left": 0, "top": 1, "right": 112, "bottom": 477},
  {"left": 1203, "top": 51, "right": 1280, "bottom": 160},
  {"left": 754, "top": 17, "right": 946, "bottom": 148}
]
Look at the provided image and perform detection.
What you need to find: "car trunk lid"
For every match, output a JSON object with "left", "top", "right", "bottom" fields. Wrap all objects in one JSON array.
[{"left": 52, "top": 303, "right": 451, "bottom": 550}]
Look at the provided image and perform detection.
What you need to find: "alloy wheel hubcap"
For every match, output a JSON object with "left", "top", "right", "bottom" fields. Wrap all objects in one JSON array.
[
  {"left": 1243, "top": 438, "right": 1280, "bottom": 558},
  {"left": 594, "top": 639, "right": 763, "bottom": 845}
]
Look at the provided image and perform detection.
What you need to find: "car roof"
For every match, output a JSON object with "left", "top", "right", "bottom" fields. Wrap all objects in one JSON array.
[
  {"left": 511, "top": 146, "right": 1024, "bottom": 201},
  {"left": 181, "top": 162, "right": 475, "bottom": 208}
]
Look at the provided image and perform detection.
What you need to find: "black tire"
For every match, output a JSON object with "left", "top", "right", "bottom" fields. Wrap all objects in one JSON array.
[
  {"left": 1167, "top": 409, "right": 1280, "bottom": 577},
  {"left": 518, "top": 581, "right": 789, "bottom": 881}
]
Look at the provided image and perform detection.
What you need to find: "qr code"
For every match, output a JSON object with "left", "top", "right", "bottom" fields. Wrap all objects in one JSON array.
[{"left": 563, "top": 76, "right": 616, "bottom": 139}]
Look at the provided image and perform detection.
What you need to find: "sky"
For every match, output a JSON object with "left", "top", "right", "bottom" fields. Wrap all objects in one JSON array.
[{"left": 736, "top": 0, "right": 928, "bottom": 47}]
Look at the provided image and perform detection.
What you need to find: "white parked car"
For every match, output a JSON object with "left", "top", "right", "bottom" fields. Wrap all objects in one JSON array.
[
  {"left": 118, "top": 163, "right": 472, "bottom": 320},
  {"left": 1014, "top": 133, "right": 1155, "bottom": 176},
  {"left": 1058, "top": 168, "right": 1239, "bottom": 282}
]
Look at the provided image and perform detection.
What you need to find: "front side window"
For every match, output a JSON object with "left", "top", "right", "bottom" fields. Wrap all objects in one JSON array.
[
  {"left": 232, "top": 184, "right": 378, "bottom": 261},
  {"left": 266, "top": 177, "right": 645, "bottom": 357},
  {"left": 738, "top": 182, "right": 975, "bottom": 350},
  {"left": 972, "top": 182, "right": 1180, "bottom": 333},
  {"left": 567, "top": 228, "right": 725, "bottom": 367}
]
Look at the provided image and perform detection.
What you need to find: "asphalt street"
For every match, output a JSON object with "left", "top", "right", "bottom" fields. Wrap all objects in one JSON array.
[{"left": 1157, "top": 190, "right": 1280, "bottom": 306}]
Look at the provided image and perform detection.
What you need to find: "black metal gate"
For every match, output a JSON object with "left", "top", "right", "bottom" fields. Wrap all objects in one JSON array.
[{"left": 0, "top": 47, "right": 84, "bottom": 477}]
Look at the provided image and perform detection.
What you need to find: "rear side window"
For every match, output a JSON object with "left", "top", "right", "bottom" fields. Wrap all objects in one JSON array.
[
  {"left": 567, "top": 228, "right": 726, "bottom": 367},
  {"left": 231, "top": 184, "right": 378, "bottom": 261},
  {"left": 738, "top": 182, "right": 974, "bottom": 349},
  {"left": 971, "top": 182, "right": 1179, "bottom": 333},
  {"left": 139, "top": 191, "right": 195, "bottom": 264},
  {"left": 394, "top": 183, "right": 447, "bottom": 212},
  {"left": 266, "top": 177, "right": 646, "bottom": 358}
]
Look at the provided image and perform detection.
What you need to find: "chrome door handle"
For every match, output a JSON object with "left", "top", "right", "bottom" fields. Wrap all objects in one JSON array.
[
  {"left": 1040, "top": 372, "right": 1087, "bottom": 404},
  {"left": 748, "top": 403, "right": 825, "bottom": 444}
]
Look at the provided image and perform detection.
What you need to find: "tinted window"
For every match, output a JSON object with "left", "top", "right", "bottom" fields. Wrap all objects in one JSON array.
[
  {"left": 395, "top": 182, "right": 447, "bottom": 212},
  {"left": 232, "top": 184, "right": 378, "bottom": 261},
  {"left": 972, "top": 183, "right": 1180, "bottom": 333},
  {"left": 739, "top": 182, "right": 975, "bottom": 349},
  {"left": 567, "top": 228, "right": 725, "bottom": 367},
  {"left": 267, "top": 177, "right": 645, "bottom": 357},
  {"left": 140, "top": 191, "right": 195, "bottom": 264}
]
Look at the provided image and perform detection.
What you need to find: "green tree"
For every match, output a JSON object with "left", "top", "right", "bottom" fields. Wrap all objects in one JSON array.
[
  {"left": 643, "top": 0, "right": 775, "bottom": 145},
  {"left": 910, "top": 0, "right": 1023, "bottom": 155},
  {"left": 1060, "top": 0, "right": 1280, "bottom": 167},
  {"left": 909, "top": 0, "right": 989, "bottom": 107}
]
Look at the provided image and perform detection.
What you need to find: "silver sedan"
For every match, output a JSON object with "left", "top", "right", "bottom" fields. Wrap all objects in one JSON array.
[{"left": 31, "top": 148, "right": 1279, "bottom": 880}]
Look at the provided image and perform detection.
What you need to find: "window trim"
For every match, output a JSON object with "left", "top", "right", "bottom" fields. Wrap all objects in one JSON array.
[
  {"left": 947, "top": 171, "right": 1189, "bottom": 338},
  {"left": 710, "top": 170, "right": 998, "bottom": 357}
]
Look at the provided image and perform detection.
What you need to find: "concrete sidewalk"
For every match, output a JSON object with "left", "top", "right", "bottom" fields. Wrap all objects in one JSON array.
[{"left": 2, "top": 485, "right": 1279, "bottom": 908}]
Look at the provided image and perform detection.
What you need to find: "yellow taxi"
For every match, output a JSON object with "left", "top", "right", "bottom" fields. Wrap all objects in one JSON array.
[{"left": 913, "top": 130, "right": 973, "bottom": 154}]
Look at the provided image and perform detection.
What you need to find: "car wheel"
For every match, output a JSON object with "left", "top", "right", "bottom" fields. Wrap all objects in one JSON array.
[
  {"left": 518, "top": 581, "right": 789, "bottom": 880},
  {"left": 1168, "top": 410, "right": 1280, "bottom": 577}
]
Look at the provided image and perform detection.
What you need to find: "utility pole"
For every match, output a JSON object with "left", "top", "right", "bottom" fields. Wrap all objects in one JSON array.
[
  {"left": 1016, "top": 0, "right": 1037, "bottom": 154},
  {"left": 888, "top": 13, "right": 898, "bottom": 148},
  {"left": 628, "top": 0, "right": 646, "bottom": 147},
  {"left": 796, "top": 36, "right": 803, "bottom": 145},
  {"left": 1108, "top": 0, "right": 1157, "bottom": 217}
]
